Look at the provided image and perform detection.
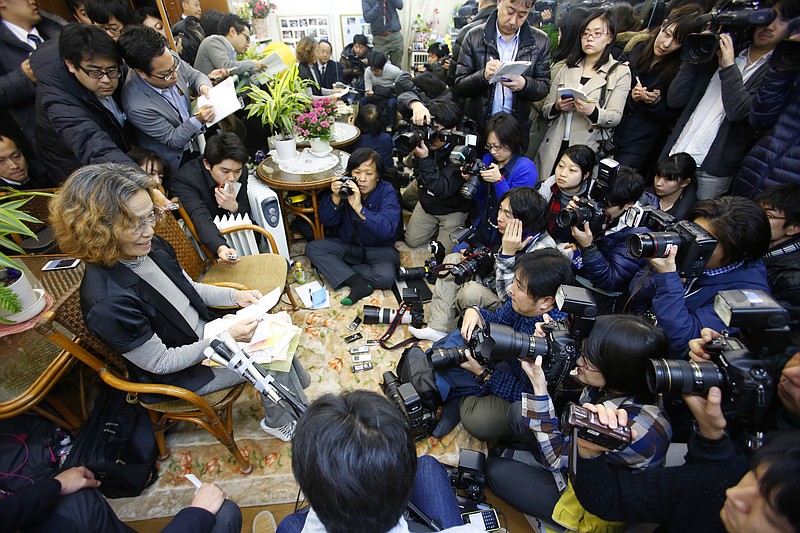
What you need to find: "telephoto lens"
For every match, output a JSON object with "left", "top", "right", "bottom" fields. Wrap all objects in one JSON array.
[
  {"left": 395, "top": 131, "right": 424, "bottom": 154},
  {"left": 428, "top": 345, "right": 470, "bottom": 370},
  {"left": 646, "top": 358, "right": 725, "bottom": 395},
  {"left": 627, "top": 231, "right": 682, "bottom": 259},
  {"left": 397, "top": 266, "right": 430, "bottom": 281},
  {"left": 363, "top": 305, "right": 412, "bottom": 325}
]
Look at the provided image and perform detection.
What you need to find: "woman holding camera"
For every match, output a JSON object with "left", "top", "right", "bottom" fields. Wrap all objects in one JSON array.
[
  {"left": 305, "top": 148, "right": 401, "bottom": 305},
  {"left": 612, "top": 5, "right": 703, "bottom": 172},
  {"left": 535, "top": 8, "right": 631, "bottom": 179},
  {"left": 486, "top": 314, "right": 672, "bottom": 522},
  {"left": 50, "top": 164, "right": 309, "bottom": 441}
]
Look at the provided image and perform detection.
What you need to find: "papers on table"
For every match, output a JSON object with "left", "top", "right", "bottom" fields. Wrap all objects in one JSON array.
[
  {"left": 489, "top": 60, "right": 531, "bottom": 84},
  {"left": 558, "top": 87, "right": 593, "bottom": 102},
  {"left": 295, "top": 281, "right": 330, "bottom": 309},
  {"left": 196, "top": 77, "right": 242, "bottom": 126}
]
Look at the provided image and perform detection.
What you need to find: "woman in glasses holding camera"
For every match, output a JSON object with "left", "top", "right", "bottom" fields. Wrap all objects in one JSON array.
[
  {"left": 611, "top": 5, "right": 703, "bottom": 172},
  {"left": 305, "top": 147, "right": 401, "bottom": 305},
  {"left": 486, "top": 314, "right": 672, "bottom": 524},
  {"left": 51, "top": 163, "right": 310, "bottom": 441},
  {"left": 535, "top": 9, "right": 631, "bottom": 178}
]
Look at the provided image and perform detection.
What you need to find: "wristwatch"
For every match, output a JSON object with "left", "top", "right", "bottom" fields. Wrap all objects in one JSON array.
[{"left": 474, "top": 368, "right": 493, "bottom": 385}]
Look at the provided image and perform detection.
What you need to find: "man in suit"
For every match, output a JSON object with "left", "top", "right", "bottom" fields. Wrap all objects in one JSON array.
[
  {"left": 0, "top": 0, "right": 62, "bottom": 158},
  {"left": 84, "top": 0, "right": 131, "bottom": 41},
  {"left": 312, "top": 39, "right": 343, "bottom": 90},
  {"left": 171, "top": 0, "right": 202, "bottom": 37},
  {"left": 194, "top": 14, "right": 264, "bottom": 78},
  {"left": 119, "top": 25, "right": 214, "bottom": 173}
]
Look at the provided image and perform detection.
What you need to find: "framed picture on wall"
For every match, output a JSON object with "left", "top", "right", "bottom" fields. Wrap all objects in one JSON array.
[
  {"left": 278, "top": 15, "right": 331, "bottom": 48},
  {"left": 340, "top": 14, "right": 373, "bottom": 48}
]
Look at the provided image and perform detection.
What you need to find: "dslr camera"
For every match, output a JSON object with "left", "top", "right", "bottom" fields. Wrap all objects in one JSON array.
[
  {"left": 445, "top": 225, "right": 496, "bottom": 285},
  {"left": 624, "top": 207, "right": 718, "bottom": 278},
  {"left": 681, "top": 0, "right": 778, "bottom": 63},
  {"left": 394, "top": 121, "right": 440, "bottom": 155},
  {"left": 556, "top": 197, "right": 612, "bottom": 237},
  {"left": 364, "top": 288, "right": 425, "bottom": 328},
  {"left": 429, "top": 286, "right": 597, "bottom": 393},
  {"left": 397, "top": 240, "right": 447, "bottom": 284},
  {"left": 338, "top": 176, "right": 356, "bottom": 199},
  {"left": 646, "top": 290, "right": 789, "bottom": 427},
  {"left": 381, "top": 371, "right": 436, "bottom": 440},
  {"left": 449, "top": 144, "right": 489, "bottom": 200}
]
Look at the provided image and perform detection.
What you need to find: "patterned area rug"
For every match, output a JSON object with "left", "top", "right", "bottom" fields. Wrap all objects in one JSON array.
[{"left": 108, "top": 242, "right": 486, "bottom": 522}]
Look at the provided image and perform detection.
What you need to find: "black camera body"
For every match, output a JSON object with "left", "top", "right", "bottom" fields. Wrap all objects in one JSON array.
[
  {"left": 449, "top": 144, "right": 489, "bottom": 200},
  {"left": 681, "top": 1, "right": 777, "bottom": 63},
  {"left": 346, "top": 54, "right": 367, "bottom": 73},
  {"left": 445, "top": 449, "right": 487, "bottom": 502},
  {"left": 561, "top": 402, "right": 632, "bottom": 451},
  {"left": 556, "top": 197, "right": 611, "bottom": 237},
  {"left": 395, "top": 122, "right": 440, "bottom": 155},
  {"left": 338, "top": 176, "right": 356, "bottom": 199},
  {"left": 590, "top": 157, "right": 619, "bottom": 204},
  {"left": 450, "top": 245, "right": 495, "bottom": 285},
  {"left": 398, "top": 241, "right": 447, "bottom": 284},
  {"left": 624, "top": 207, "right": 718, "bottom": 278},
  {"left": 381, "top": 371, "right": 436, "bottom": 440}
]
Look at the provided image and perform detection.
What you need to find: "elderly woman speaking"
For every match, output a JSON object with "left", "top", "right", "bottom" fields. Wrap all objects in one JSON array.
[{"left": 50, "top": 163, "right": 308, "bottom": 441}]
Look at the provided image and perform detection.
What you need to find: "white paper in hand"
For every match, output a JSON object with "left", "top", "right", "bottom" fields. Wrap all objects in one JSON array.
[
  {"left": 489, "top": 60, "right": 531, "bottom": 84},
  {"left": 196, "top": 76, "right": 242, "bottom": 126}
]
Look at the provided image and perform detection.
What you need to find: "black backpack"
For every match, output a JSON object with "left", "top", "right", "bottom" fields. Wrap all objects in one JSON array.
[
  {"left": 396, "top": 345, "right": 442, "bottom": 413},
  {"left": 64, "top": 387, "right": 158, "bottom": 498},
  {"left": 0, "top": 415, "right": 64, "bottom": 493}
]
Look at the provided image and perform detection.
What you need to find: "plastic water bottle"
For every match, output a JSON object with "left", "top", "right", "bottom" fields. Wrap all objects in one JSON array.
[{"left": 293, "top": 262, "right": 307, "bottom": 284}]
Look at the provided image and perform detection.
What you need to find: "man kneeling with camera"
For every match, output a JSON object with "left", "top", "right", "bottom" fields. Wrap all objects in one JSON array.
[{"left": 431, "top": 249, "right": 574, "bottom": 440}]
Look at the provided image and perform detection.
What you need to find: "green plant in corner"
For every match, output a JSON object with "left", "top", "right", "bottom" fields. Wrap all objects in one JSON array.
[
  {"left": 0, "top": 190, "right": 51, "bottom": 323},
  {"left": 240, "top": 64, "right": 314, "bottom": 140}
]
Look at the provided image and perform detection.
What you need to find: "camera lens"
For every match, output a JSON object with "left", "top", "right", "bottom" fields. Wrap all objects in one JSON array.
[
  {"left": 646, "top": 359, "right": 725, "bottom": 395},
  {"left": 398, "top": 266, "right": 429, "bottom": 281},
  {"left": 682, "top": 33, "right": 720, "bottom": 64},
  {"left": 395, "top": 131, "right": 423, "bottom": 154},
  {"left": 428, "top": 346, "right": 469, "bottom": 370},
  {"left": 627, "top": 231, "right": 682, "bottom": 259},
  {"left": 450, "top": 259, "right": 476, "bottom": 285},
  {"left": 556, "top": 208, "right": 581, "bottom": 228},
  {"left": 481, "top": 323, "right": 536, "bottom": 361},
  {"left": 460, "top": 175, "right": 481, "bottom": 200}
]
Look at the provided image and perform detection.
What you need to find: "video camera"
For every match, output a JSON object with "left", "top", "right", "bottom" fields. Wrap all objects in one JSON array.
[
  {"left": 453, "top": 2, "right": 479, "bottom": 29},
  {"left": 345, "top": 54, "right": 367, "bottom": 73},
  {"left": 449, "top": 144, "right": 489, "bottom": 200},
  {"left": 623, "top": 207, "right": 718, "bottom": 278},
  {"left": 397, "top": 240, "right": 447, "bottom": 284},
  {"left": 381, "top": 370, "right": 437, "bottom": 440},
  {"left": 429, "top": 286, "right": 598, "bottom": 393},
  {"left": 364, "top": 288, "right": 425, "bottom": 328},
  {"left": 556, "top": 197, "right": 612, "bottom": 237},
  {"left": 681, "top": 0, "right": 777, "bottom": 63},
  {"left": 646, "top": 289, "right": 789, "bottom": 429}
]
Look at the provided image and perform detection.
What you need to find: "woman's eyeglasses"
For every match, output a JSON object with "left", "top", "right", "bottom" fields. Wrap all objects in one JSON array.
[
  {"left": 128, "top": 208, "right": 163, "bottom": 235},
  {"left": 581, "top": 30, "right": 609, "bottom": 40}
]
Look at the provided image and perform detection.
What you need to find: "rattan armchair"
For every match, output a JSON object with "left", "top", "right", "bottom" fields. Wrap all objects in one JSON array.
[
  {"left": 35, "top": 284, "right": 255, "bottom": 474},
  {"left": 155, "top": 206, "right": 298, "bottom": 309}
]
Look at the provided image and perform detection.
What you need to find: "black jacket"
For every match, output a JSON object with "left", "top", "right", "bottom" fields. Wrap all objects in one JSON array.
[
  {"left": 763, "top": 237, "right": 800, "bottom": 325},
  {"left": 414, "top": 144, "right": 471, "bottom": 216},
  {"left": 0, "top": 14, "right": 62, "bottom": 152},
  {"left": 170, "top": 157, "right": 250, "bottom": 254},
  {"left": 447, "top": 5, "right": 496, "bottom": 87},
  {"left": 453, "top": 10, "right": 551, "bottom": 133},
  {"left": 81, "top": 236, "right": 215, "bottom": 393},
  {"left": 32, "top": 39, "right": 137, "bottom": 185},
  {"left": 340, "top": 43, "right": 373, "bottom": 85},
  {"left": 298, "top": 62, "right": 322, "bottom": 96}
]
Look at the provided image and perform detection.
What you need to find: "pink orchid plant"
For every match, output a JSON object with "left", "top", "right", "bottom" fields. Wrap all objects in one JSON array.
[{"left": 294, "top": 98, "right": 337, "bottom": 141}]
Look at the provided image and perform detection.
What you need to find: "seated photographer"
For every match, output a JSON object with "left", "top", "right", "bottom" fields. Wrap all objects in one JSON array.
[
  {"left": 410, "top": 187, "right": 556, "bottom": 342},
  {"left": 488, "top": 314, "right": 672, "bottom": 522},
  {"left": 629, "top": 196, "right": 772, "bottom": 356},
  {"left": 434, "top": 249, "right": 574, "bottom": 441},
  {"left": 51, "top": 163, "right": 309, "bottom": 441},
  {"left": 415, "top": 42, "right": 451, "bottom": 83},
  {"left": 362, "top": 51, "right": 413, "bottom": 133},
  {"left": 339, "top": 33, "right": 373, "bottom": 94},
  {"left": 642, "top": 152, "right": 698, "bottom": 220},
  {"left": 344, "top": 103, "right": 394, "bottom": 169},
  {"left": 471, "top": 112, "right": 539, "bottom": 247},
  {"left": 755, "top": 184, "right": 800, "bottom": 324},
  {"left": 403, "top": 98, "right": 473, "bottom": 253},
  {"left": 536, "top": 144, "right": 596, "bottom": 245},
  {"left": 170, "top": 132, "right": 249, "bottom": 266},
  {"left": 305, "top": 148, "right": 401, "bottom": 306},
  {"left": 567, "top": 165, "right": 647, "bottom": 310},
  {"left": 276, "top": 390, "right": 482, "bottom": 533}
]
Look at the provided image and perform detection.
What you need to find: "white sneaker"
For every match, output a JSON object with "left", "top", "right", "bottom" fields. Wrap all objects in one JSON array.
[
  {"left": 408, "top": 326, "right": 447, "bottom": 342},
  {"left": 260, "top": 419, "right": 296, "bottom": 441}
]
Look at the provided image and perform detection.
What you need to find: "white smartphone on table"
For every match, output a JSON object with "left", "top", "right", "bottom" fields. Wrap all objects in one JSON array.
[{"left": 41, "top": 258, "right": 81, "bottom": 271}]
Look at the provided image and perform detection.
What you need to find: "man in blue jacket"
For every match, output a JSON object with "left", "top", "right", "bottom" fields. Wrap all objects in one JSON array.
[
  {"left": 568, "top": 165, "right": 647, "bottom": 312},
  {"left": 629, "top": 196, "right": 772, "bottom": 356},
  {"left": 305, "top": 148, "right": 401, "bottom": 305}
]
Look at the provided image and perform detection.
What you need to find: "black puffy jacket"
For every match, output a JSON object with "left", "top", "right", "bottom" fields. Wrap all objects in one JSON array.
[{"left": 453, "top": 10, "right": 551, "bottom": 134}]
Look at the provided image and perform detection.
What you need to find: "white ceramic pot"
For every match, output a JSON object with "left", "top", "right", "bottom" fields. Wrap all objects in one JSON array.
[
  {"left": 273, "top": 137, "right": 297, "bottom": 161},
  {"left": 309, "top": 137, "right": 331, "bottom": 154},
  {"left": 0, "top": 268, "right": 43, "bottom": 322}
]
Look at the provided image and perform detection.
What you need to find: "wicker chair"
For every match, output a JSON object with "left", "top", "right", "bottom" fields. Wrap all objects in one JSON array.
[
  {"left": 156, "top": 206, "right": 298, "bottom": 309},
  {"left": 35, "top": 284, "right": 255, "bottom": 474}
]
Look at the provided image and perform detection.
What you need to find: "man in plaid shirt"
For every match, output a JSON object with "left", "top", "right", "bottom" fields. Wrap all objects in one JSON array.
[{"left": 433, "top": 249, "right": 574, "bottom": 441}]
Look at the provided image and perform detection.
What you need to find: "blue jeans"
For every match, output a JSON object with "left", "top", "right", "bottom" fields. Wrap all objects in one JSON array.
[{"left": 276, "top": 456, "right": 462, "bottom": 532}]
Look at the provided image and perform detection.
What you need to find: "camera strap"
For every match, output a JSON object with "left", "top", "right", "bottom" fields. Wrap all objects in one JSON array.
[{"left": 379, "top": 302, "right": 421, "bottom": 350}]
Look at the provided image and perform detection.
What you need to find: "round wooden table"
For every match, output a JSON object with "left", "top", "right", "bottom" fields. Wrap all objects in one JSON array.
[{"left": 256, "top": 149, "right": 350, "bottom": 246}]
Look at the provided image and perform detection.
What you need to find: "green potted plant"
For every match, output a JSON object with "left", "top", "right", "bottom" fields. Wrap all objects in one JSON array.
[
  {"left": 0, "top": 190, "right": 51, "bottom": 324},
  {"left": 241, "top": 64, "right": 314, "bottom": 161}
]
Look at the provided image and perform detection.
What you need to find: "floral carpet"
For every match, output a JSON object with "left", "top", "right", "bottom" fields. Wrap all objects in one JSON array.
[{"left": 108, "top": 242, "right": 486, "bottom": 522}]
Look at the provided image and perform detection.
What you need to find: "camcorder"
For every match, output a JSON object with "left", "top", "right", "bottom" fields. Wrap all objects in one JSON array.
[
  {"left": 556, "top": 197, "right": 611, "bottom": 237},
  {"left": 681, "top": 0, "right": 777, "bottom": 63},
  {"left": 337, "top": 176, "right": 356, "bottom": 198},
  {"left": 560, "top": 402, "right": 632, "bottom": 451},
  {"left": 364, "top": 288, "right": 425, "bottom": 328},
  {"left": 646, "top": 290, "right": 790, "bottom": 429},
  {"left": 397, "top": 240, "right": 447, "bottom": 284},
  {"left": 449, "top": 144, "right": 490, "bottom": 200},
  {"left": 624, "top": 207, "right": 718, "bottom": 278},
  {"left": 345, "top": 54, "right": 367, "bottom": 73},
  {"left": 429, "top": 286, "right": 597, "bottom": 394},
  {"left": 381, "top": 371, "right": 437, "bottom": 440},
  {"left": 453, "top": 2, "right": 479, "bottom": 29}
]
